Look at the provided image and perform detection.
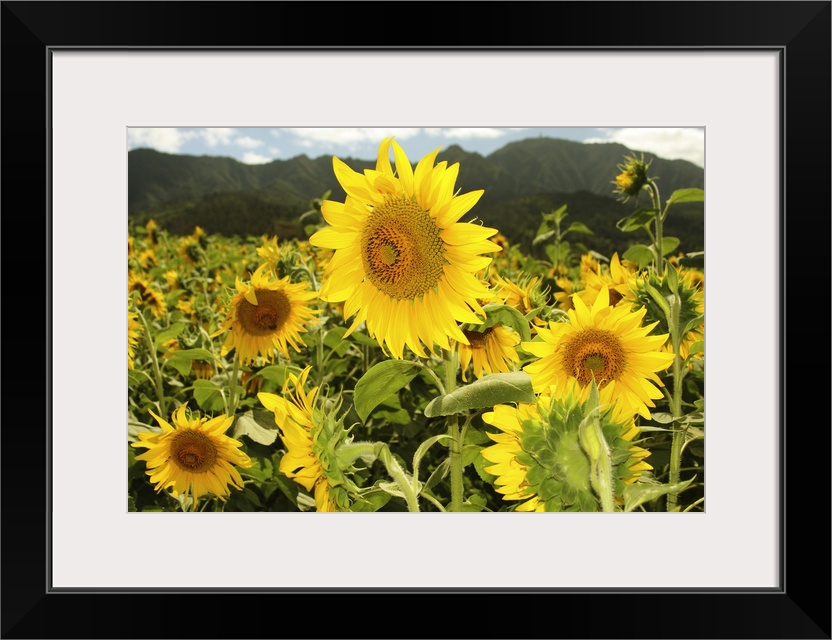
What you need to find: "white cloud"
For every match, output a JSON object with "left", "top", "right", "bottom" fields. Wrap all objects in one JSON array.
[
  {"left": 241, "top": 152, "right": 272, "bottom": 165},
  {"left": 198, "top": 128, "right": 235, "bottom": 147},
  {"left": 288, "top": 127, "right": 423, "bottom": 151},
  {"left": 127, "top": 128, "right": 192, "bottom": 153},
  {"left": 235, "top": 135, "right": 264, "bottom": 150},
  {"left": 584, "top": 128, "right": 704, "bottom": 167},
  {"left": 268, "top": 146, "right": 281, "bottom": 155},
  {"left": 426, "top": 127, "right": 514, "bottom": 140}
]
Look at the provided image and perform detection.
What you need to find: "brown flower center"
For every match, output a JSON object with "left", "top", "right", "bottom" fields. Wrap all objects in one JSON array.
[
  {"left": 170, "top": 430, "right": 218, "bottom": 473},
  {"left": 236, "top": 289, "right": 291, "bottom": 337},
  {"left": 463, "top": 327, "right": 494, "bottom": 348},
  {"left": 360, "top": 198, "right": 446, "bottom": 300},
  {"left": 562, "top": 328, "right": 627, "bottom": 388}
]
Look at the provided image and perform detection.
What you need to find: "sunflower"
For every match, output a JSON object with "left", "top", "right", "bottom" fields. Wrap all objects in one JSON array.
[
  {"left": 258, "top": 367, "right": 351, "bottom": 512},
  {"left": 522, "top": 286, "right": 674, "bottom": 421},
  {"left": 128, "top": 309, "right": 142, "bottom": 370},
  {"left": 309, "top": 137, "right": 501, "bottom": 359},
  {"left": 458, "top": 324, "right": 521, "bottom": 382},
  {"left": 481, "top": 383, "right": 653, "bottom": 512},
  {"left": 576, "top": 252, "right": 638, "bottom": 309},
  {"left": 256, "top": 235, "right": 281, "bottom": 275},
  {"left": 128, "top": 271, "right": 167, "bottom": 318},
  {"left": 131, "top": 405, "right": 253, "bottom": 510},
  {"left": 213, "top": 263, "right": 319, "bottom": 365}
]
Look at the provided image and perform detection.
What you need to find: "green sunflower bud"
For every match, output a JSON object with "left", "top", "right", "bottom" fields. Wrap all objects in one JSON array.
[{"left": 481, "top": 386, "right": 652, "bottom": 512}]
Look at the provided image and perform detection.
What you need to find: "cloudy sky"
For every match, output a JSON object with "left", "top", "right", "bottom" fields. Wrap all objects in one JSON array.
[{"left": 127, "top": 127, "right": 704, "bottom": 168}]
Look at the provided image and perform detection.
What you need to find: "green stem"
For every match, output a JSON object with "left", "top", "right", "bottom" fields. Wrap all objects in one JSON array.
[
  {"left": 345, "top": 442, "right": 421, "bottom": 513},
  {"left": 666, "top": 289, "right": 687, "bottom": 511},
  {"left": 227, "top": 354, "right": 241, "bottom": 416},
  {"left": 442, "top": 348, "right": 464, "bottom": 512},
  {"left": 647, "top": 180, "right": 664, "bottom": 275},
  {"left": 137, "top": 310, "right": 169, "bottom": 419}
]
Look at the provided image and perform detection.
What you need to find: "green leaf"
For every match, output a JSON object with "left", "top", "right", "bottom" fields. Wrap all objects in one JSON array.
[
  {"left": 154, "top": 323, "right": 186, "bottom": 349},
  {"left": 348, "top": 331, "right": 381, "bottom": 347},
  {"left": 350, "top": 489, "right": 392, "bottom": 512},
  {"left": 616, "top": 209, "right": 659, "bottom": 233},
  {"left": 353, "top": 360, "right": 421, "bottom": 422},
  {"left": 666, "top": 188, "right": 704, "bottom": 206},
  {"left": 192, "top": 379, "right": 225, "bottom": 412},
  {"left": 423, "top": 372, "right": 535, "bottom": 417},
  {"left": 256, "top": 364, "right": 302, "bottom": 385},
  {"left": 460, "top": 494, "right": 488, "bottom": 512},
  {"left": 323, "top": 326, "right": 351, "bottom": 357},
  {"left": 665, "top": 262, "right": 679, "bottom": 293},
  {"left": 623, "top": 478, "right": 695, "bottom": 512},
  {"left": 660, "top": 236, "right": 680, "bottom": 256},
  {"left": 623, "top": 244, "right": 655, "bottom": 269},
  {"left": 461, "top": 444, "right": 482, "bottom": 469},
  {"left": 465, "top": 304, "right": 531, "bottom": 342},
  {"left": 688, "top": 340, "right": 705, "bottom": 357},
  {"left": 532, "top": 229, "right": 556, "bottom": 246},
  {"left": 566, "top": 221, "right": 593, "bottom": 235},
  {"left": 232, "top": 409, "right": 279, "bottom": 446}
]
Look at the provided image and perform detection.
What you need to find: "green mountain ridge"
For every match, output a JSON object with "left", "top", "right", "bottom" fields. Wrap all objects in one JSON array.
[{"left": 128, "top": 137, "right": 704, "bottom": 258}]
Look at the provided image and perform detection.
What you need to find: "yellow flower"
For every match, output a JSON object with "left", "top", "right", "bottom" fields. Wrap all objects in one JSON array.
[
  {"left": 576, "top": 253, "right": 638, "bottom": 308},
  {"left": 458, "top": 324, "right": 521, "bottom": 382},
  {"left": 128, "top": 309, "right": 142, "bottom": 370},
  {"left": 131, "top": 405, "right": 253, "bottom": 510},
  {"left": 256, "top": 235, "right": 281, "bottom": 274},
  {"left": 128, "top": 271, "right": 166, "bottom": 318},
  {"left": 258, "top": 367, "right": 345, "bottom": 512},
  {"left": 213, "top": 263, "right": 319, "bottom": 365},
  {"left": 522, "top": 286, "right": 674, "bottom": 421},
  {"left": 309, "top": 138, "right": 501, "bottom": 359},
  {"left": 481, "top": 384, "right": 652, "bottom": 512}
]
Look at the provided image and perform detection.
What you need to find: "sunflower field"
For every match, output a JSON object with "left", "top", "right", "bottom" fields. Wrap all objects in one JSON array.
[{"left": 128, "top": 139, "right": 705, "bottom": 513}]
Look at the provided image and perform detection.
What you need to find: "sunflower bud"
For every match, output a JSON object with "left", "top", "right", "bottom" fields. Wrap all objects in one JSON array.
[{"left": 613, "top": 154, "right": 651, "bottom": 200}]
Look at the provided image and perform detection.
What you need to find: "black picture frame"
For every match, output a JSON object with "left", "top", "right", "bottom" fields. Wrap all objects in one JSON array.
[{"left": 3, "top": 2, "right": 829, "bottom": 638}]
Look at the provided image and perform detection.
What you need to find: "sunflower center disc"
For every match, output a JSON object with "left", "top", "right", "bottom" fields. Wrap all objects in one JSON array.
[
  {"left": 170, "top": 430, "right": 218, "bottom": 473},
  {"left": 463, "top": 327, "right": 493, "bottom": 348},
  {"left": 360, "top": 198, "right": 446, "bottom": 300},
  {"left": 237, "top": 289, "right": 291, "bottom": 336},
  {"left": 562, "top": 328, "right": 627, "bottom": 388}
]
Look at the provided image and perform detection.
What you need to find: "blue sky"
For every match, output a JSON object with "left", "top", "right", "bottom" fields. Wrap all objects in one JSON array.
[{"left": 127, "top": 127, "right": 704, "bottom": 168}]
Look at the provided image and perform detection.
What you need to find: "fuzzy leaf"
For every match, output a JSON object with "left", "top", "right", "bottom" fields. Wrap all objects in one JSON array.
[
  {"left": 192, "top": 379, "right": 225, "bottom": 412},
  {"left": 423, "top": 372, "right": 535, "bottom": 417},
  {"left": 617, "top": 209, "right": 659, "bottom": 233},
  {"left": 623, "top": 478, "right": 695, "bottom": 512},
  {"left": 666, "top": 188, "right": 704, "bottom": 206},
  {"left": 566, "top": 221, "right": 593, "bottom": 235},
  {"left": 465, "top": 304, "right": 531, "bottom": 342},
  {"left": 623, "top": 244, "right": 656, "bottom": 269},
  {"left": 232, "top": 409, "right": 279, "bottom": 446},
  {"left": 354, "top": 360, "right": 421, "bottom": 422}
]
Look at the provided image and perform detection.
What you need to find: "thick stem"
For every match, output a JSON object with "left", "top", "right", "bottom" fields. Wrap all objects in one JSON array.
[
  {"left": 442, "top": 348, "right": 464, "bottom": 512},
  {"left": 227, "top": 354, "right": 241, "bottom": 416},
  {"left": 647, "top": 180, "right": 664, "bottom": 275},
  {"left": 666, "top": 289, "right": 687, "bottom": 511},
  {"left": 137, "top": 310, "right": 168, "bottom": 419}
]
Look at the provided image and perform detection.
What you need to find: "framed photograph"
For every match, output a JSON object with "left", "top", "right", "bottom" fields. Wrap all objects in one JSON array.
[{"left": 4, "top": 1, "right": 829, "bottom": 638}]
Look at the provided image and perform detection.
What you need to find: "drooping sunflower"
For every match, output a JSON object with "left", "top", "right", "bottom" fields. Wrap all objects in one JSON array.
[
  {"left": 212, "top": 263, "right": 319, "bottom": 365},
  {"left": 131, "top": 405, "right": 253, "bottom": 510},
  {"left": 258, "top": 367, "right": 352, "bottom": 512},
  {"left": 481, "top": 383, "right": 653, "bottom": 512},
  {"left": 309, "top": 138, "right": 501, "bottom": 359},
  {"left": 458, "top": 324, "right": 521, "bottom": 382},
  {"left": 128, "top": 308, "right": 142, "bottom": 370},
  {"left": 522, "top": 286, "right": 674, "bottom": 421},
  {"left": 128, "top": 271, "right": 167, "bottom": 318}
]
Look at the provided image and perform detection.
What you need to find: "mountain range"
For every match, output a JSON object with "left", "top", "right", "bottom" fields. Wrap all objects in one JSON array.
[{"left": 128, "top": 137, "right": 704, "bottom": 259}]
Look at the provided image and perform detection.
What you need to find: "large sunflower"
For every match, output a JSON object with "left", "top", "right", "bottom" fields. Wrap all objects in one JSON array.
[
  {"left": 309, "top": 138, "right": 501, "bottom": 359},
  {"left": 522, "top": 286, "right": 674, "bottom": 421},
  {"left": 131, "top": 405, "right": 253, "bottom": 510},
  {"left": 213, "top": 263, "right": 319, "bottom": 365},
  {"left": 481, "top": 384, "right": 652, "bottom": 512},
  {"left": 258, "top": 367, "right": 350, "bottom": 512}
]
